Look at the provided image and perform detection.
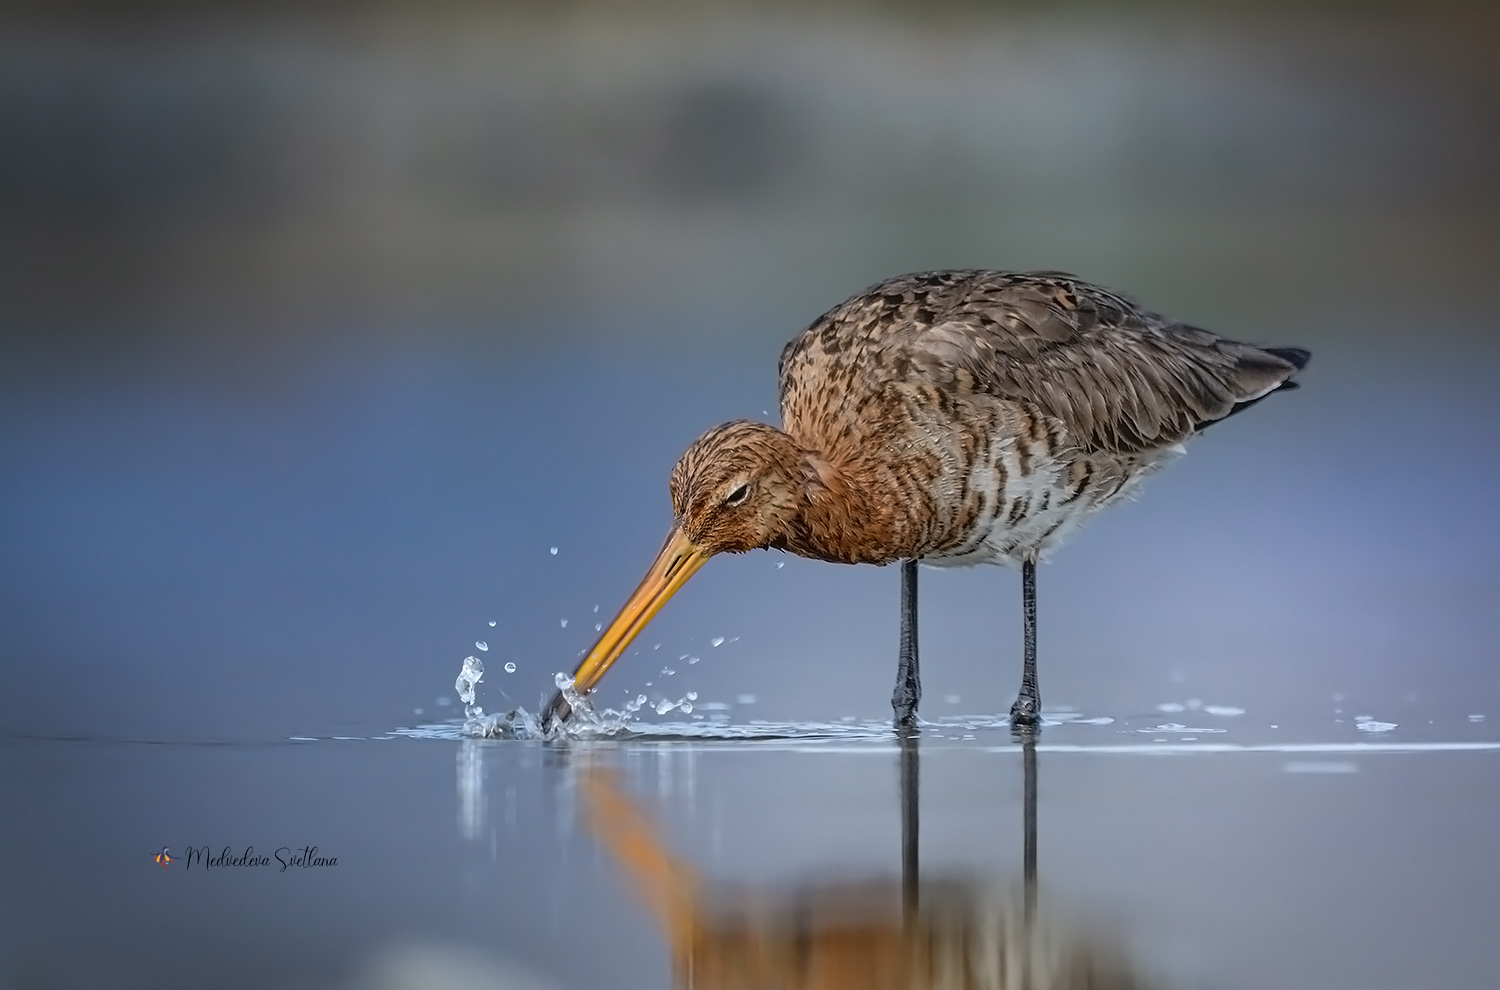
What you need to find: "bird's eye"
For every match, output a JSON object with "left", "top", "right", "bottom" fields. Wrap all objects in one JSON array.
[{"left": 725, "top": 483, "right": 751, "bottom": 506}]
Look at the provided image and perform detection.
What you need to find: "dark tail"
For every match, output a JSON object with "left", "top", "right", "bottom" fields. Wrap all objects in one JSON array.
[
  {"left": 1265, "top": 346, "right": 1311, "bottom": 371},
  {"left": 1211, "top": 345, "right": 1310, "bottom": 426}
]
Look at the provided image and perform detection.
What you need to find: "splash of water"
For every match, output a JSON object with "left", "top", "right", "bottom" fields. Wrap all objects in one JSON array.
[
  {"left": 457, "top": 662, "right": 710, "bottom": 741},
  {"left": 440, "top": 665, "right": 1136, "bottom": 743},
  {"left": 456, "top": 656, "right": 483, "bottom": 705},
  {"left": 413, "top": 664, "right": 1142, "bottom": 742}
]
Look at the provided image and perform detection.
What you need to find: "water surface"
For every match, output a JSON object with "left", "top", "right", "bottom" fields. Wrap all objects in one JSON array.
[{"left": 4, "top": 712, "right": 1498, "bottom": 989}]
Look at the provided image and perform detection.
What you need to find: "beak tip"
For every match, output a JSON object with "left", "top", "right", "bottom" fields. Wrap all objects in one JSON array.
[
  {"left": 539, "top": 690, "right": 570, "bottom": 733},
  {"left": 550, "top": 524, "right": 708, "bottom": 731}
]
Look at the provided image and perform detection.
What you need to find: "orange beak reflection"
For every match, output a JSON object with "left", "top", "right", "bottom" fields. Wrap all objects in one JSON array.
[{"left": 540, "top": 524, "right": 711, "bottom": 730}]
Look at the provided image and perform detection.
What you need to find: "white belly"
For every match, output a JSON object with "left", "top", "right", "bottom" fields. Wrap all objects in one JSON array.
[{"left": 925, "top": 439, "right": 1185, "bottom": 568}]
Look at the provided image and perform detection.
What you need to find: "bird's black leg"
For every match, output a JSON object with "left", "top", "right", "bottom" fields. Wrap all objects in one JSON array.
[
  {"left": 1010, "top": 554, "right": 1041, "bottom": 726},
  {"left": 892, "top": 558, "right": 921, "bottom": 726}
]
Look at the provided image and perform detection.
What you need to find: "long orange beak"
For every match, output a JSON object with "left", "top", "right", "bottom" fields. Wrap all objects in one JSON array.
[{"left": 540, "top": 523, "right": 711, "bottom": 731}]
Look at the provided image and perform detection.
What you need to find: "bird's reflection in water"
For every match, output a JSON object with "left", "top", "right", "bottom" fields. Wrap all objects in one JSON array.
[{"left": 580, "top": 734, "right": 1148, "bottom": 990}]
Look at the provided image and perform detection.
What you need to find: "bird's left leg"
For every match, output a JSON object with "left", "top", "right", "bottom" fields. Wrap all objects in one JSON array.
[
  {"left": 892, "top": 558, "right": 921, "bottom": 726},
  {"left": 1009, "top": 553, "right": 1041, "bottom": 726}
]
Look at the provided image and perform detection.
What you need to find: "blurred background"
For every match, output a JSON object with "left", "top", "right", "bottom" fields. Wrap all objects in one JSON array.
[
  {"left": 4, "top": 2, "right": 1500, "bottom": 989},
  {"left": 3, "top": 0, "right": 1500, "bottom": 736}
]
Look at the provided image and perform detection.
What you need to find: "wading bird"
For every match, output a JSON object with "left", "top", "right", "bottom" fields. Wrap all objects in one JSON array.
[{"left": 541, "top": 270, "right": 1307, "bottom": 731}]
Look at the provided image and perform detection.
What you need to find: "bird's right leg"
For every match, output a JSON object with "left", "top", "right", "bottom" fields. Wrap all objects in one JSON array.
[
  {"left": 1009, "top": 554, "right": 1041, "bottom": 727},
  {"left": 892, "top": 558, "right": 921, "bottom": 726}
]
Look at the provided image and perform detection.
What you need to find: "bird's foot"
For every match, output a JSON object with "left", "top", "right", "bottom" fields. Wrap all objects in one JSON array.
[
  {"left": 1009, "top": 693, "right": 1040, "bottom": 728},
  {"left": 891, "top": 695, "right": 920, "bottom": 730},
  {"left": 891, "top": 674, "right": 920, "bottom": 729}
]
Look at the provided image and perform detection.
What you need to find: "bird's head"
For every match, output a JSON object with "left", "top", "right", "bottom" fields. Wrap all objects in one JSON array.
[
  {"left": 540, "top": 420, "right": 812, "bottom": 730},
  {"left": 671, "top": 420, "right": 810, "bottom": 555}
]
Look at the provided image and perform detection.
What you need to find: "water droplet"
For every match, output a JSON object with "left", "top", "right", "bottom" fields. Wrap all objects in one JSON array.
[
  {"left": 736, "top": 694, "right": 757, "bottom": 705},
  {"left": 661, "top": 668, "right": 675, "bottom": 676},
  {"left": 686, "top": 691, "right": 698, "bottom": 701},
  {"left": 593, "top": 604, "right": 599, "bottom": 613},
  {"left": 1156, "top": 702, "right": 1186, "bottom": 713},
  {"left": 653, "top": 643, "right": 661, "bottom": 650},
  {"left": 1203, "top": 705, "right": 1245, "bottom": 716},
  {"left": 1470, "top": 714, "right": 1487, "bottom": 723},
  {"left": 455, "top": 657, "right": 484, "bottom": 704},
  {"left": 687, "top": 656, "right": 700, "bottom": 664},
  {"left": 681, "top": 702, "right": 693, "bottom": 714},
  {"left": 636, "top": 694, "right": 647, "bottom": 706},
  {"left": 413, "top": 707, "right": 425, "bottom": 716},
  {"left": 776, "top": 562, "right": 785, "bottom": 569},
  {"left": 655, "top": 700, "right": 674, "bottom": 715},
  {"left": 554, "top": 672, "right": 574, "bottom": 690},
  {"left": 594, "top": 623, "right": 602, "bottom": 632},
  {"left": 488, "top": 620, "right": 496, "bottom": 627},
  {"left": 475, "top": 641, "right": 488, "bottom": 651},
  {"left": 549, "top": 546, "right": 558, "bottom": 555},
  {"left": 710, "top": 636, "right": 725, "bottom": 647},
  {"left": 560, "top": 618, "right": 568, "bottom": 628},
  {"left": 504, "top": 662, "right": 517, "bottom": 674},
  {"left": 1356, "top": 719, "right": 1398, "bottom": 733}
]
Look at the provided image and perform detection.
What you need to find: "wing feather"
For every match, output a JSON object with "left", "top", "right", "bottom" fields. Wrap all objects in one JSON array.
[{"left": 780, "top": 270, "right": 1307, "bottom": 456}]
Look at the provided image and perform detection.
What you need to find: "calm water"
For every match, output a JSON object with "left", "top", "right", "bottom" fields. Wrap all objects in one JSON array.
[{"left": 4, "top": 717, "right": 1499, "bottom": 989}]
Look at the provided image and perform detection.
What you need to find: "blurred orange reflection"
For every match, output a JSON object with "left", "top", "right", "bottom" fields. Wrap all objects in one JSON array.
[{"left": 579, "top": 743, "right": 1148, "bottom": 990}]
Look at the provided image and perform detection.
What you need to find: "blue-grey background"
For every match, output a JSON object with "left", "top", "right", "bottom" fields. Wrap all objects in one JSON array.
[{"left": 2, "top": 3, "right": 1498, "bottom": 988}]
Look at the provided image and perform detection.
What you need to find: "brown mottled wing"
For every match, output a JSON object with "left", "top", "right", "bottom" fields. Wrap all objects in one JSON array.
[{"left": 784, "top": 270, "right": 1303, "bottom": 455}]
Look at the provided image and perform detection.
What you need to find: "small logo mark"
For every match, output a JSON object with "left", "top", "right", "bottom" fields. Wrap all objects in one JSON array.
[{"left": 153, "top": 847, "right": 174, "bottom": 870}]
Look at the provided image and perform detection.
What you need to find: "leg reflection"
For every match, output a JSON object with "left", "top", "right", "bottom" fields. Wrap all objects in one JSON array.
[
  {"left": 1023, "top": 728, "right": 1038, "bottom": 926},
  {"left": 899, "top": 727, "right": 920, "bottom": 918},
  {"left": 576, "top": 744, "right": 1144, "bottom": 989}
]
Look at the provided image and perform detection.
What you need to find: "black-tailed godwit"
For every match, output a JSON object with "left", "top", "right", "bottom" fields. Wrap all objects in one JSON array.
[{"left": 541, "top": 270, "right": 1308, "bottom": 730}]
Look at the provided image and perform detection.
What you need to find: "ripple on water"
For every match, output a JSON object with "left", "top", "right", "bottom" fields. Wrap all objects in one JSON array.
[
  {"left": 1135, "top": 722, "right": 1228, "bottom": 735},
  {"left": 392, "top": 698, "right": 1131, "bottom": 744},
  {"left": 1355, "top": 717, "right": 1398, "bottom": 733}
]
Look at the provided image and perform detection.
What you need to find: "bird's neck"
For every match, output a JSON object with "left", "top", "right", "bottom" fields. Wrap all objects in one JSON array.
[{"left": 785, "top": 451, "right": 908, "bottom": 565}]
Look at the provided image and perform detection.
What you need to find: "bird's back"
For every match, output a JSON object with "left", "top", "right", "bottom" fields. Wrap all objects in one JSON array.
[{"left": 777, "top": 271, "right": 1306, "bottom": 563}]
